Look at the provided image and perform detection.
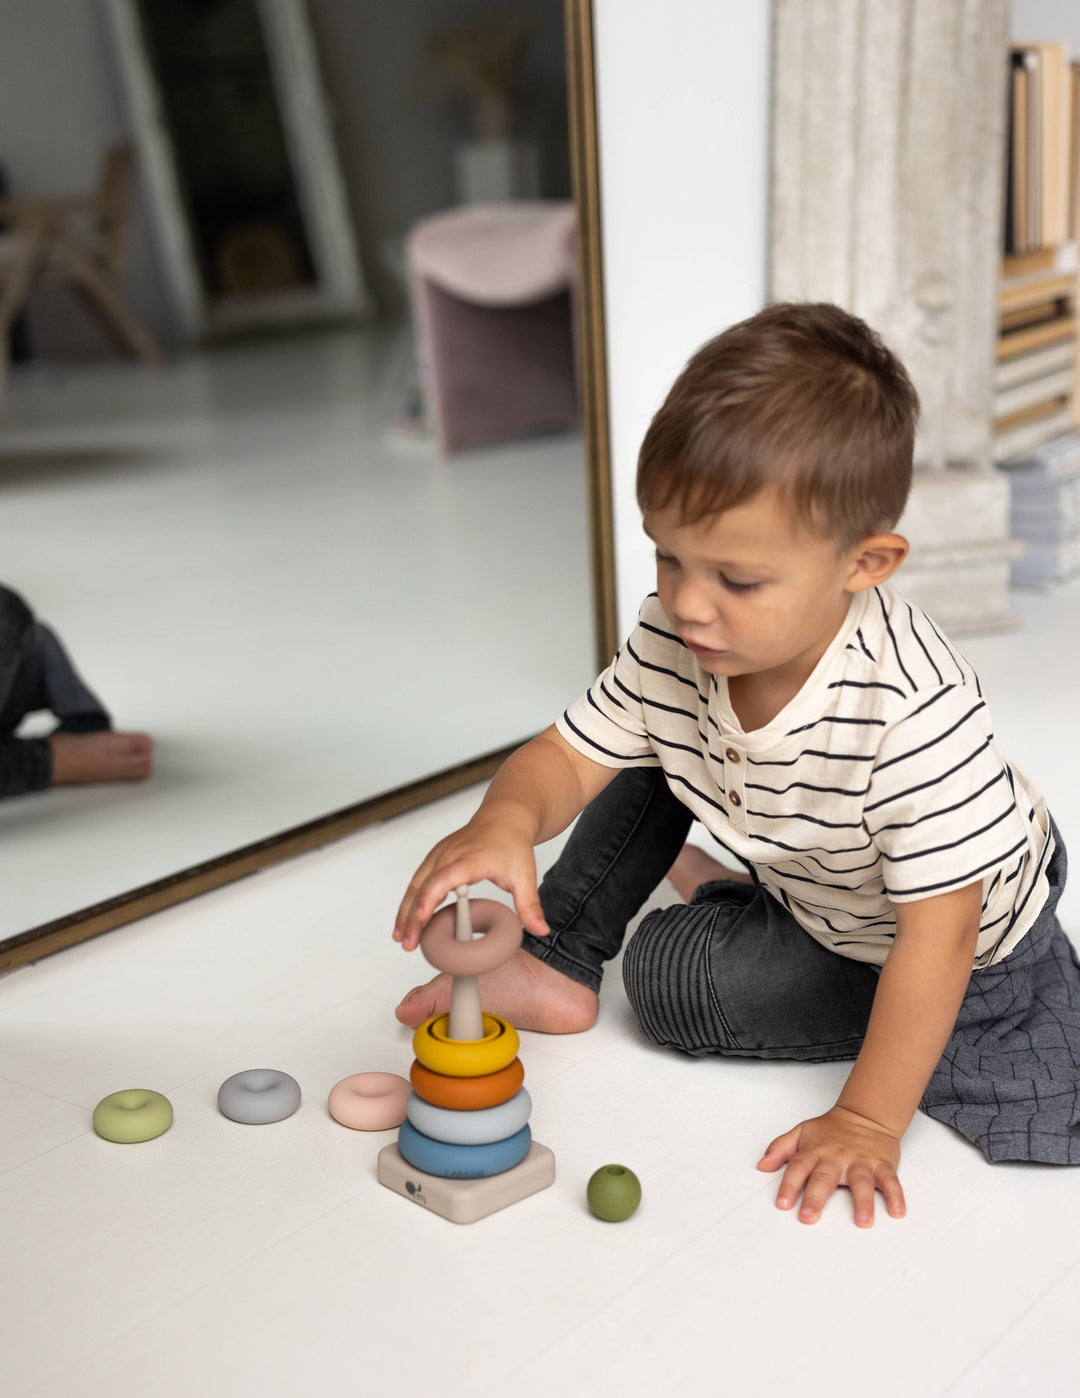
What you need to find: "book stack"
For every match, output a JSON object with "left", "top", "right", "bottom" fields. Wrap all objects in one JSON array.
[
  {"left": 999, "top": 430, "right": 1080, "bottom": 589},
  {"left": 1005, "top": 44, "right": 1079, "bottom": 255},
  {"left": 996, "top": 45, "right": 1080, "bottom": 463}
]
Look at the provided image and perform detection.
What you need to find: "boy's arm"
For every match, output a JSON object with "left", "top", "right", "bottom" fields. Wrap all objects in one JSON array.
[
  {"left": 757, "top": 879, "right": 982, "bottom": 1226},
  {"left": 393, "top": 724, "right": 619, "bottom": 949}
]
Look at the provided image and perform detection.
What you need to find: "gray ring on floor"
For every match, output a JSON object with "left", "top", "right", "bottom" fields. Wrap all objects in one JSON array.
[{"left": 217, "top": 1068, "right": 301, "bottom": 1124}]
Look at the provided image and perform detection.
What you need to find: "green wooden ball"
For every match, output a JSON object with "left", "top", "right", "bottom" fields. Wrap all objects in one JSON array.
[{"left": 587, "top": 1164, "right": 641, "bottom": 1221}]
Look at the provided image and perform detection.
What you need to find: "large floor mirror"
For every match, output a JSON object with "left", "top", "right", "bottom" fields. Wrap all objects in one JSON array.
[{"left": 0, "top": 0, "right": 613, "bottom": 970}]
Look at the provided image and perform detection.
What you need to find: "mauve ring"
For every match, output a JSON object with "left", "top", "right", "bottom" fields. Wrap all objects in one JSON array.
[{"left": 419, "top": 898, "right": 522, "bottom": 977}]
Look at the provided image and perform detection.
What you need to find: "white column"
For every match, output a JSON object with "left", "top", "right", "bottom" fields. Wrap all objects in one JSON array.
[{"left": 772, "top": 0, "right": 1022, "bottom": 634}]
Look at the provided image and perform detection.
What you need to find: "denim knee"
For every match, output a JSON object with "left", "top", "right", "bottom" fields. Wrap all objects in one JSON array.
[{"left": 622, "top": 902, "right": 736, "bottom": 1056}]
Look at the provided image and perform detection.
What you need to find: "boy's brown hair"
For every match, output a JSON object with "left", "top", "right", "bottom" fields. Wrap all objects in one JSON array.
[{"left": 636, "top": 302, "right": 920, "bottom": 550}]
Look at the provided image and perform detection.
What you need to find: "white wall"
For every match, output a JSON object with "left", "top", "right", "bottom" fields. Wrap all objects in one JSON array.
[
  {"left": 593, "top": 0, "right": 772, "bottom": 639},
  {"left": 1011, "top": 0, "right": 1080, "bottom": 52}
]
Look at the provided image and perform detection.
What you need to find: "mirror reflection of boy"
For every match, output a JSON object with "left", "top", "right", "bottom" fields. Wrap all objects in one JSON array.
[
  {"left": 0, "top": 586, "right": 152, "bottom": 795},
  {"left": 393, "top": 303, "right": 1077, "bottom": 1225}
]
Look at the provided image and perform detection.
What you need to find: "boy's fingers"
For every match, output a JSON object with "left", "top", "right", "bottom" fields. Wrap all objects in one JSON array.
[
  {"left": 401, "top": 865, "right": 479, "bottom": 949},
  {"left": 773, "top": 1150, "right": 815, "bottom": 1209},
  {"left": 847, "top": 1165, "right": 877, "bottom": 1227},
  {"left": 757, "top": 1127, "right": 800, "bottom": 1172},
  {"left": 513, "top": 884, "right": 550, "bottom": 938},
  {"left": 878, "top": 1167, "right": 906, "bottom": 1218},
  {"left": 797, "top": 1163, "right": 840, "bottom": 1224}
]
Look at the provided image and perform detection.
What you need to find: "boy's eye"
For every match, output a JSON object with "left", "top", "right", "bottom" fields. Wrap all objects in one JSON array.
[
  {"left": 719, "top": 575, "right": 760, "bottom": 593},
  {"left": 654, "top": 549, "right": 677, "bottom": 567}
]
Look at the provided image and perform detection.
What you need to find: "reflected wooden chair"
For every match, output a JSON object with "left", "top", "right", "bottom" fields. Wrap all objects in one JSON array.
[
  {"left": 0, "top": 144, "right": 163, "bottom": 398},
  {"left": 0, "top": 214, "right": 45, "bottom": 402}
]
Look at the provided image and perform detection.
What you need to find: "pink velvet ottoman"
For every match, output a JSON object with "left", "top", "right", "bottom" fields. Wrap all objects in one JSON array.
[{"left": 406, "top": 201, "right": 580, "bottom": 455}]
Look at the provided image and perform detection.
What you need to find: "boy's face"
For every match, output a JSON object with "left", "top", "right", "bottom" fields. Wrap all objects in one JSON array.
[{"left": 644, "top": 488, "right": 879, "bottom": 688}]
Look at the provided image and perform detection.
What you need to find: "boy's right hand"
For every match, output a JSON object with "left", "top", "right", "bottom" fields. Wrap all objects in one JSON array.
[{"left": 392, "top": 817, "right": 551, "bottom": 951}]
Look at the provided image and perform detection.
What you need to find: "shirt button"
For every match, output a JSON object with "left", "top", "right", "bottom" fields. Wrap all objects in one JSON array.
[
  {"left": 729, "top": 791, "right": 742, "bottom": 808},
  {"left": 725, "top": 748, "right": 740, "bottom": 763}
]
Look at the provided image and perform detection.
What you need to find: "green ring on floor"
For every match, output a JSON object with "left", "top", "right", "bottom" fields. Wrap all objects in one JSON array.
[{"left": 93, "top": 1089, "right": 174, "bottom": 1143}]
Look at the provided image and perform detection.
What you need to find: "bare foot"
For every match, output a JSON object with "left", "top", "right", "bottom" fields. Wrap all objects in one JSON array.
[
  {"left": 395, "top": 946, "right": 599, "bottom": 1034},
  {"left": 48, "top": 731, "right": 154, "bottom": 785},
  {"left": 667, "top": 842, "right": 754, "bottom": 902}
]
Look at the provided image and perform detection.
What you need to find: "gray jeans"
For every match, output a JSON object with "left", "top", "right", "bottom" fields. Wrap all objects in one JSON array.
[{"left": 524, "top": 767, "right": 1080, "bottom": 1163}]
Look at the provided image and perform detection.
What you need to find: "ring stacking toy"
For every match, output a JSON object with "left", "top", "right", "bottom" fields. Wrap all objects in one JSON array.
[
  {"left": 412, "top": 1012, "right": 519, "bottom": 1077},
  {"left": 328, "top": 1072, "right": 411, "bottom": 1131},
  {"left": 93, "top": 1089, "right": 173, "bottom": 1143},
  {"left": 406, "top": 1087, "right": 532, "bottom": 1146},
  {"left": 398, "top": 1119, "right": 532, "bottom": 1179},
  {"left": 410, "top": 1055, "right": 524, "bottom": 1111},
  {"left": 218, "top": 1069, "right": 301, "bottom": 1124},
  {"left": 419, "top": 899, "right": 523, "bottom": 976},
  {"left": 378, "top": 888, "right": 555, "bottom": 1224}
]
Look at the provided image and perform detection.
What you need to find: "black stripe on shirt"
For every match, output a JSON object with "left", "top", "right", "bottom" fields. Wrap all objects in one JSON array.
[
  {"left": 561, "top": 711, "right": 652, "bottom": 764},
  {"left": 651, "top": 730, "right": 715, "bottom": 761},
  {"left": 904, "top": 601, "right": 944, "bottom": 686},
  {"left": 866, "top": 768, "right": 1006, "bottom": 834},
  {"left": 626, "top": 638, "right": 701, "bottom": 693},
  {"left": 863, "top": 737, "right": 991, "bottom": 814},
  {"left": 828, "top": 679, "right": 908, "bottom": 699},
  {"left": 747, "top": 807, "right": 863, "bottom": 830},
  {"left": 746, "top": 777, "right": 867, "bottom": 799},
  {"left": 881, "top": 802, "right": 1016, "bottom": 864},
  {"left": 884, "top": 836, "right": 1028, "bottom": 897},
  {"left": 877, "top": 588, "right": 917, "bottom": 691},
  {"left": 665, "top": 767, "right": 727, "bottom": 815},
  {"left": 767, "top": 866, "right": 882, "bottom": 894},
  {"left": 751, "top": 831, "right": 876, "bottom": 858},
  {"left": 597, "top": 679, "right": 626, "bottom": 713},
  {"left": 748, "top": 749, "right": 876, "bottom": 766},
  {"left": 924, "top": 610, "right": 980, "bottom": 695},
  {"left": 784, "top": 715, "right": 887, "bottom": 737},
  {"left": 871, "top": 695, "right": 986, "bottom": 774}
]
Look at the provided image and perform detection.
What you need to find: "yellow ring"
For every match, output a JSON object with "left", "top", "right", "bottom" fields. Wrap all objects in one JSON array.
[{"left": 412, "top": 1013, "right": 520, "bottom": 1077}]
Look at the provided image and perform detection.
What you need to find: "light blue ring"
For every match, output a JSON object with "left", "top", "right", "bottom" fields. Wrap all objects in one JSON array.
[
  {"left": 405, "top": 1087, "right": 531, "bottom": 1146},
  {"left": 398, "top": 1119, "right": 531, "bottom": 1179}
]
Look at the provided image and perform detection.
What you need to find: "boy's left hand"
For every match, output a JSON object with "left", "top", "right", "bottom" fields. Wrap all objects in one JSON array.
[{"left": 756, "top": 1105, "right": 905, "bottom": 1227}]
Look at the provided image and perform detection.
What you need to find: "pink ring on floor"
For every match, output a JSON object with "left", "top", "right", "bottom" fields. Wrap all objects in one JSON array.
[
  {"left": 419, "top": 898, "right": 523, "bottom": 976},
  {"left": 328, "top": 1072, "right": 411, "bottom": 1131}
]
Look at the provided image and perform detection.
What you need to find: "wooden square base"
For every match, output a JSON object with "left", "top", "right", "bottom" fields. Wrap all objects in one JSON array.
[{"left": 377, "top": 1141, "right": 555, "bottom": 1224}]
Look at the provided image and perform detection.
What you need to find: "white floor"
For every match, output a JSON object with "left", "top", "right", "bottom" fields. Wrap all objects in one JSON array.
[
  {"left": 0, "top": 331, "right": 594, "bottom": 939},
  {"left": 0, "top": 581, "right": 1078, "bottom": 1398}
]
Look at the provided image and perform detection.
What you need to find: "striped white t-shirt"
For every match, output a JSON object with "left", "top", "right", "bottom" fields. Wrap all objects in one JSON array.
[{"left": 556, "top": 585, "right": 1053, "bottom": 969}]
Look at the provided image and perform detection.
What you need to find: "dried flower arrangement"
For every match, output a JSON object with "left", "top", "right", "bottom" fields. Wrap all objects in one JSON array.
[{"left": 425, "top": 14, "right": 537, "bottom": 141}]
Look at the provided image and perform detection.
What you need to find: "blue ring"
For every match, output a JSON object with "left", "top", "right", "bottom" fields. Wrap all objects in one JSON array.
[
  {"left": 405, "top": 1088, "right": 531, "bottom": 1146},
  {"left": 397, "top": 1119, "right": 532, "bottom": 1179}
]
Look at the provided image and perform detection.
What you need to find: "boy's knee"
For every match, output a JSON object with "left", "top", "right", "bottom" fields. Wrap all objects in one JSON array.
[{"left": 622, "top": 904, "right": 735, "bottom": 1056}]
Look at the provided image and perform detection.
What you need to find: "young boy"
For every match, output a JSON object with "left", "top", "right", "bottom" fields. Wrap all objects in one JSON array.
[{"left": 392, "top": 303, "right": 1078, "bottom": 1227}]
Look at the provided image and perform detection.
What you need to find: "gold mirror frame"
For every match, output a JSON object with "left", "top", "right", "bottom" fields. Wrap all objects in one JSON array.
[{"left": 0, "top": 0, "right": 615, "bottom": 975}]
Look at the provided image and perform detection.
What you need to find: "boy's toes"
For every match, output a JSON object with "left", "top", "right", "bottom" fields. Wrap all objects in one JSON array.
[{"left": 394, "top": 976, "right": 449, "bottom": 1027}]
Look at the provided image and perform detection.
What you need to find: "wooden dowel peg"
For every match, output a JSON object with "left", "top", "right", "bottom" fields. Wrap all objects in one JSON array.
[{"left": 448, "top": 885, "right": 484, "bottom": 1041}]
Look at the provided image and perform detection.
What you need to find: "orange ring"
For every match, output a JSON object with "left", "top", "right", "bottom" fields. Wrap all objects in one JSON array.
[{"left": 410, "top": 1056, "right": 525, "bottom": 1110}]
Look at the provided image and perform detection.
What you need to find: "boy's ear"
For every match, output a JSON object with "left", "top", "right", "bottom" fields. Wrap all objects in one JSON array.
[{"left": 844, "top": 533, "right": 909, "bottom": 592}]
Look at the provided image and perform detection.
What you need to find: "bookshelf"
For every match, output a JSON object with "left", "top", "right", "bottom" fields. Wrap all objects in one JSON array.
[
  {"left": 996, "top": 40, "right": 1080, "bottom": 588},
  {"left": 996, "top": 43, "right": 1080, "bottom": 461}
]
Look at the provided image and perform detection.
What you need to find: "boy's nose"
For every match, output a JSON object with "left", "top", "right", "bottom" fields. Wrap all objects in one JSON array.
[{"left": 673, "top": 578, "right": 715, "bottom": 623}]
